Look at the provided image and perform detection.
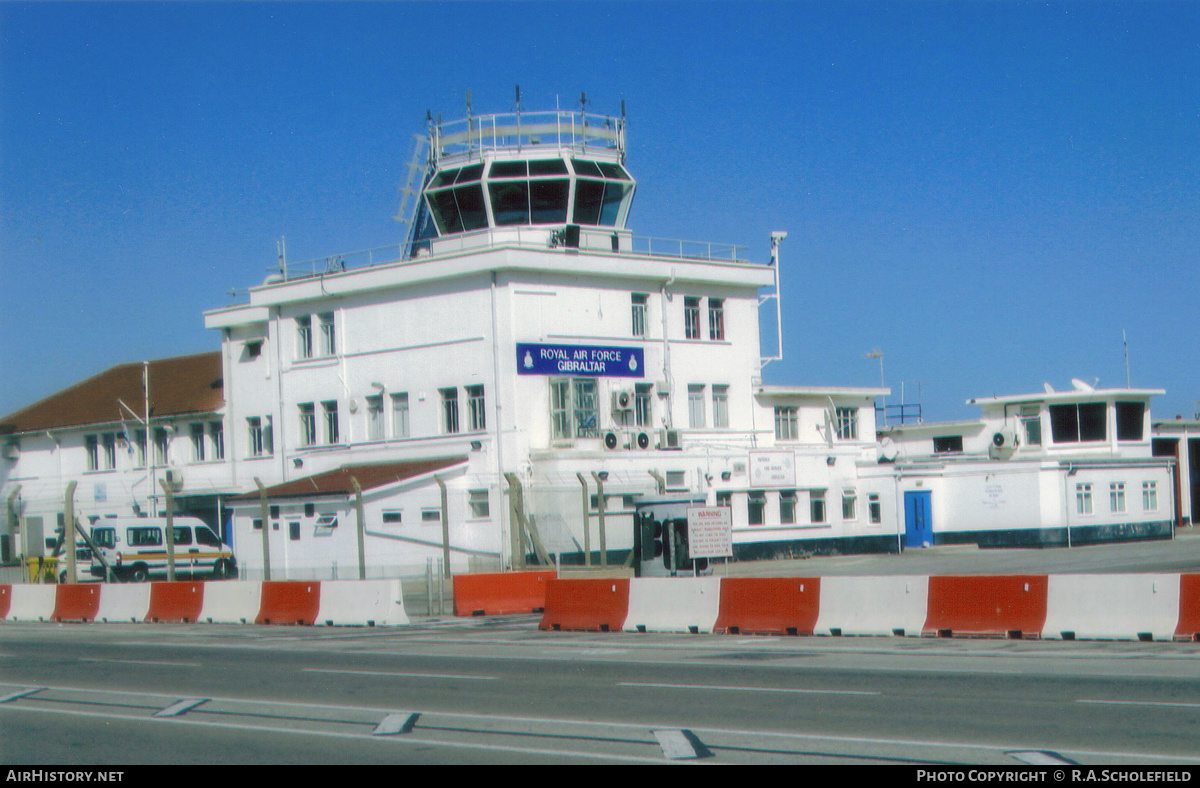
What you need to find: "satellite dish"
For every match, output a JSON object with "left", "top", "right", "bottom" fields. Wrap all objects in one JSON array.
[
  {"left": 1044, "top": 383, "right": 1055, "bottom": 393},
  {"left": 1071, "top": 378, "right": 1094, "bottom": 392}
]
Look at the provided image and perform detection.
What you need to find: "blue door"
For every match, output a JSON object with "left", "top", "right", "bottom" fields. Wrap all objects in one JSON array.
[{"left": 904, "top": 491, "right": 933, "bottom": 548}]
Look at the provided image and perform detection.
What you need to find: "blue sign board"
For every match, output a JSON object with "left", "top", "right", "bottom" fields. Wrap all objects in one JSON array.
[{"left": 516, "top": 343, "right": 645, "bottom": 378}]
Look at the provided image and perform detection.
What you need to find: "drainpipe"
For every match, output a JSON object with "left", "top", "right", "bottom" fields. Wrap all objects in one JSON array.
[
  {"left": 64, "top": 481, "right": 76, "bottom": 584},
  {"left": 351, "top": 477, "right": 365, "bottom": 580},
  {"left": 254, "top": 477, "right": 271, "bottom": 581},
  {"left": 591, "top": 471, "right": 608, "bottom": 568},
  {"left": 576, "top": 473, "right": 591, "bottom": 565},
  {"left": 435, "top": 475, "right": 450, "bottom": 578}
]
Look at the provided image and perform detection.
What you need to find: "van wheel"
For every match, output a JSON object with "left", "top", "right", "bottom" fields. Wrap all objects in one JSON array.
[
  {"left": 211, "top": 560, "right": 232, "bottom": 580},
  {"left": 130, "top": 565, "right": 150, "bottom": 583}
]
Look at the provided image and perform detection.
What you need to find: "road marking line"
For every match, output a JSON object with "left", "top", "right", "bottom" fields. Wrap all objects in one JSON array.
[
  {"left": 1078, "top": 699, "right": 1200, "bottom": 709},
  {"left": 79, "top": 658, "right": 202, "bottom": 667},
  {"left": 0, "top": 704, "right": 670, "bottom": 764},
  {"left": 618, "top": 681, "right": 878, "bottom": 695},
  {"left": 303, "top": 668, "right": 498, "bottom": 681},
  {"left": 154, "top": 698, "right": 209, "bottom": 718}
]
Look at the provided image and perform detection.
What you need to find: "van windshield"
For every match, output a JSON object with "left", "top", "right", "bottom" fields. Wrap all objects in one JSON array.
[
  {"left": 92, "top": 528, "right": 116, "bottom": 549},
  {"left": 195, "top": 527, "right": 222, "bottom": 547}
]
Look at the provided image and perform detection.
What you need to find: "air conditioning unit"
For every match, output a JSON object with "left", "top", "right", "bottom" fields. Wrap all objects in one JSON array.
[
  {"left": 658, "top": 428, "right": 682, "bottom": 450},
  {"left": 991, "top": 428, "right": 1018, "bottom": 449},
  {"left": 630, "top": 431, "right": 652, "bottom": 451},
  {"left": 611, "top": 389, "right": 634, "bottom": 412},
  {"left": 602, "top": 430, "right": 624, "bottom": 450}
]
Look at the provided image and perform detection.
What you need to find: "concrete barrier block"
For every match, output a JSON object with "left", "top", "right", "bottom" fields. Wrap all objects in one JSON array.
[
  {"left": 624, "top": 577, "right": 722, "bottom": 634},
  {"left": 1043, "top": 574, "right": 1181, "bottom": 641},
  {"left": 198, "top": 580, "right": 262, "bottom": 624},
  {"left": 815, "top": 575, "right": 929, "bottom": 636},
  {"left": 7, "top": 585, "right": 57, "bottom": 621},
  {"left": 95, "top": 583, "right": 151, "bottom": 623},
  {"left": 317, "top": 579, "right": 409, "bottom": 626}
]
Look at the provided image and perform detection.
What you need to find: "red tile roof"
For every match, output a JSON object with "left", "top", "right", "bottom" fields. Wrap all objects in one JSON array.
[
  {"left": 0, "top": 352, "right": 224, "bottom": 435},
  {"left": 229, "top": 457, "right": 469, "bottom": 501}
]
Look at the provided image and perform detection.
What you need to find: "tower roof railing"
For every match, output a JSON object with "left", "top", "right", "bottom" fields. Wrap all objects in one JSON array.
[
  {"left": 432, "top": 110, "right": 625, "bottom": 166},
  {"left": 247, "top": 229, "right": 752, "bottom": 292}
]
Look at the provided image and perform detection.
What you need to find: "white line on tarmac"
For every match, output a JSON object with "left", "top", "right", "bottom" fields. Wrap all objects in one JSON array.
[
  {"left": 79, "top": 658, "right": 203, "bottom": 667},
  {"left": 303, "top": 668, "right": 498, "bottom": 681},
  {"left": 617, "top": 681, "right": 879, "bottom": 695},
  {"left": 1077, "top": 698, "right": 1200, "bottom": 709}
]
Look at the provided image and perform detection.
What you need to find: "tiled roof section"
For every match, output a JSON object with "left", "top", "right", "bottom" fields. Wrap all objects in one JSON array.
[
  {"left": 0, "top": 352, "right": 224, "bottom": 435},
  {"left": 230, "top": 457, "right": 469, "bottom": 501}
]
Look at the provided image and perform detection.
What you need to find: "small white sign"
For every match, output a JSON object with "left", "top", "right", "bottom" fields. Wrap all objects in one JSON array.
[
  {"left": 749, "top": 450, "right": 796, "bottom": 488},
  {"left": 686, "top": 506, "right": 733, "bottom": 559}
]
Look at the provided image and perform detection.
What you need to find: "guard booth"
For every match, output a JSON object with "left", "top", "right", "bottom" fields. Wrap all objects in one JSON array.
[{"left": 633, "top": 498, "right": 721, "bottom": 578}]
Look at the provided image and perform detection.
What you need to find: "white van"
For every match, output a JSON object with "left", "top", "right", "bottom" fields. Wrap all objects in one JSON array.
[{"left": 89, "top": 517, "right": 236, "bottom": 582}]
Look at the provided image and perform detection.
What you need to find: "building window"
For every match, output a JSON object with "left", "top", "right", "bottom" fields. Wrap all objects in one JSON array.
[
  {"left": 441, "top": 387, "right": 460, "bottom": 434},
  {"left": 712, "top": 385, "right": 729, "bottom": 428},
  {"left": 101, "top": 433, "right": 117, "bottom": 470},
  {"left": 869, "top": 493, "right": 882, "bottom": 524},
  {"left": 468, "top": 489, "right": 490, "bottom": 518},
  {"left": 288, "top": 522, "right": 301, "bottom": 541},
  {"left": 190, "top": 424, "right": 205, "bottom": 462},
  {"left": 466, "top": 385, "right": 486, "bottom": 431},
  {"left": 154, "top": 428, "right": 169, "bottom": 466},
  {"left": 134, "top": 429, "right": 147, "bottom": 468},
  {"left": 322, "top": 401, "right": 340, "bottom": 444},
  {"left": 775, "top": 406, "right": 798, "bottom": 440},
  {"left": 421, "top": 509, "right": 442, "bottom": 524},
  {"left": 1076, "top": 483, "right": 1093, "bottom": 515},
  {"left": 835, "top": 407, "right": 859, "bottom": 440},
  {"left": 810, "top": 491, "right": 826, "bottom": 524},
  {"left": 708, "top": 298, "right": 725, "bottom": 340},
  {"left": 573, "top": 379, "right": 599, "bottom": 438},
  {"left": 551, "top": 380, "right": 571, "bottom": 439},
  {"left": 747, "top": 491, "right": 766, "bottom": 525},
  {"left": 85, "top": 435, "right": 99, "bottom": 471},
  {"left": 842, "top": 489, "right": 857, "bottom": 520},
  {"left": 1143, "top": 481, "right": 1158, "bottom": 511},
  {"left": 382, "top": 511, "right": 402, "bottom": 524},
  {"left": 635, "top": 383, "right": 653, "bottom": 428},
  {"left": 631, "top": 293, "right": 647, "bottom": 337},
  {"left": 390, "top": 393, "right": 409, "bottom": 439},
  {"left": 319, "top": 312, "right": 336, "bottom": 356},
  {"left": 688, "top": 384, "right": 705, "bottom": 428},
  {"left": 210, "top": 421, "right": 224, "bottom": 460},
  {"left": 684, "top": 296, "right": 701, "bottom": 340},
  {"left": 932, "top": 435, "right": 963, "bottom": 453},
  {"left": 1116, "top": 402, "right": 1145, "bottom": 441},
  {"left": 779, "top": 490, "right": 796, "bottom": 524},
  {"left": 366, "top": 395, "right": 384, "bottom": 441},
  {"left": 296, "top": 315, "right": 313, "bottom": 360},
  {"left": 1021, "top": 405, "right": 1042, "bottom": 446},
  {"left": 248, "top": 417, "right": 271, "bottom": 457},
  {"left": 1110, "top": 482, "right": 1126, "bottom": 513},
  {"left": 1050, "top": 403, "right": 1107, "bottom": 443},
  {"left": 299, "top": 403, "right": 317, "bottom": 447}
]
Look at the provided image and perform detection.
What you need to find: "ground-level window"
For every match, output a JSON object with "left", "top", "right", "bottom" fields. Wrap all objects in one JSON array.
[
  {"left": 810, "top": 491, "right": 826, "bottom": 524},
  {"left": 747, "top": 491, "right": 766, "bottom": 526},
  {"left": 1110, "top": 482, "right": 1126, "bottom": 513},
  {"left": 779, "top": 490, "right": 796, "bottom": 524},
  {"left": 842, "top": 489, "right": 857, "bottom": 520},
  {"left": 421, "top": 509, "right": 442, "bottom": 524},
  {"left": 868, "top": 493, "right": 882, "bottom": 524},
  {"left": 1143, "top": 481, "right": 1158, "bottom": 511},
  {"left": 1076, "top": 483, "right": 1093, "bottom": 515},
  {"left": 469, "top": 489, "right": 490, "bottom": 518}
]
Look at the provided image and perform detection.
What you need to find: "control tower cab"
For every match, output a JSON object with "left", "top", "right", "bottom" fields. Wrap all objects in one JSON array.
[{"left": 407, "top": 108, "right": 636, "bottom": 255}]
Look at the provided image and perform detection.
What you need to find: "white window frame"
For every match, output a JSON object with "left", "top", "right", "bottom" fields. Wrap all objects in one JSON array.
[
  {"left": 687, "top": 384, "right": 705, "bottom": 428},
  {"left": 1143, "top": 481, "right": 1158, "bottom": 512},
  {"left": 391, "top": 392, "right": 410, "bottom": 438},
  {"left": 299, "top": 403, "right": 317, "bottom": 447},
  {"left": 712, "top": 385, "right": 729, "bottom": 428},
  {"left": 775, "top": 406, "right": 798, "bottom": 441},
  {"left": 466, "top": 385, "right": 486, "bottom": 431}
]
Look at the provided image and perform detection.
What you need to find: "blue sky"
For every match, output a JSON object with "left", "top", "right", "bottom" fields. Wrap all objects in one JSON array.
[{"left": 2, "top": 1, "right": 1198, "bottom": 424}]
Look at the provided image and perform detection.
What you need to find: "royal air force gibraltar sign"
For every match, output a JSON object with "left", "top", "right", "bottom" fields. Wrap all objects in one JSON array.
[{"left": 516, "top": 343, "right": 645, "bottom": 378}]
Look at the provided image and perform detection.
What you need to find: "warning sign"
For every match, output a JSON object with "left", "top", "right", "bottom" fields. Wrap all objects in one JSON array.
[{"left": 686, "top": 506, "right": 733, "bottom": 559}]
